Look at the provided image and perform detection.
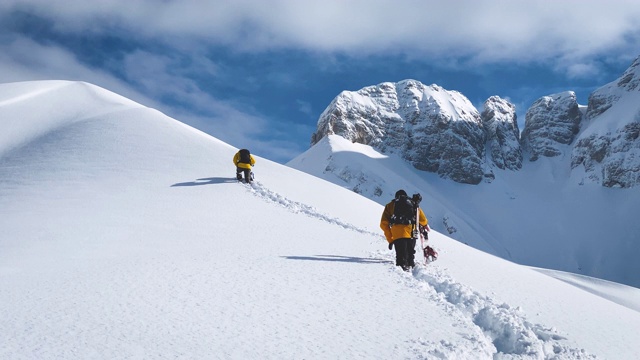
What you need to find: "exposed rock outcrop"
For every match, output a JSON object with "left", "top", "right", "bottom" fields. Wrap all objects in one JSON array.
[
  {"left": 520, "top": 92, "right": 582, "bottom": 161},
  {"left": 481, "top": 96, "right": 522, "bottom": 171},
  {"left": 571, "top": 56, "right": 640, "bottom": 188},
  {"left": 311, "top": 80, "right": 487, "bottom": 184},
  {"left": 310, "top": 56, "right": 640, "bottom": 188}
]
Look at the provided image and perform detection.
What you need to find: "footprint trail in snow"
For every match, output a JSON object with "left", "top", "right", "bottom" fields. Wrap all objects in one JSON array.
[
  {"left": 246, "top": 182, "right": 597, "bottom": 359},
  {"left": 245, "top": 181, "right": 381, "bottom": 237},
  {"left": 400, "top": 261, "right": 598, "bottom": 359}
]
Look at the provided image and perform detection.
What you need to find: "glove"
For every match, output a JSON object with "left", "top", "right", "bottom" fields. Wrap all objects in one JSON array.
[{"left": 388, "top": 242, "right": 393, "bottom": 250}]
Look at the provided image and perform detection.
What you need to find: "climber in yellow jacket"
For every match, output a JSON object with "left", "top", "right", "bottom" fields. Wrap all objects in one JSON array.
[
  {"left": 233, "top": 149, "right": 256, "bottom": 183},
  {"left": 380, "top": 190, "right": 428, "bottom": 271}
]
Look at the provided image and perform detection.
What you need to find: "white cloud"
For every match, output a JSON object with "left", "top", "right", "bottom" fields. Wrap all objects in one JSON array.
[
  {"left": 296, "top": 99, "right": 313, "bottom": 116},
  {"left": 4, "top": 0, "right": 639, "bottom": 65},
  {"left": 121, "top": 50, "right": 199, "bottom": 97},
  {"left": 2, "top": 0, "right": 639, "bottom": 162},
  {"left": 563, "top": 63, "right": 601, "bottom": 80}
]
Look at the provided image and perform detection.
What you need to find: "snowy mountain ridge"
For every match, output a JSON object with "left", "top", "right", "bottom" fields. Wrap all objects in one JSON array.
[
  {"left": 289, "top": 57, "right": 640, "bottom": 289},
  {"left": 571, "top": 56, "right": 640, "bottom": 188},
  {"left": 3, "top": 80, "right": 640, "bottom": 359},
  {"left": 311, "top": 80, "right": 490, "bottom": 185},
  {"left": 309, "top": 55, "right": 640, "bottom": 188}
]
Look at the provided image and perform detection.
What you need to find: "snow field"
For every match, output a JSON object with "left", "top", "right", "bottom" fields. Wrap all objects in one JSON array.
[
  {"left": 244, "top": 180, "right": 600, "bottom": 359},
  {"left": 2, "top": 81, "right": 640, "bottom": 359}
]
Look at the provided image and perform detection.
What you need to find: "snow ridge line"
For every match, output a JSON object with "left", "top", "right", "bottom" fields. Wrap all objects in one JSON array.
[
  {"left": 245, "top": 182, "right": 381, "bottom": 238},
  {"left": 409, "top": 264, "right": 598, "bottom": 359}
]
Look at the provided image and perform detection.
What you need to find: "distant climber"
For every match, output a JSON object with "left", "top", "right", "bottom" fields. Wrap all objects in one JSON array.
[
  {"left": 233, "top": 149, "right": 256, "bottom": 184},
  {"left": 380, "top": 190, "right": 428, "bottom": 271}
]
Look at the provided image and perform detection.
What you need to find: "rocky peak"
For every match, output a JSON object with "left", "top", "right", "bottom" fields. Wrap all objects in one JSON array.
[
  {"left": 520, "top": 91, "right": 582, "bottom": 161},
  {"left": 615, "top": 55, "right": 640, "bottom": 92},
  {"left": 309, "top": 55, "right": 640, "bottom": 188},
  {"left": 481, "top": 96, "right": 522, "bottom": 171},
  {"left": 586, "top": 56, "right": 640, "bottom": 120},
  {"left": 571, "top": 56, "right": 640, "bottom": 188},
  {"left": 311, "top": 79, "right": 487, "bottom": 184}
]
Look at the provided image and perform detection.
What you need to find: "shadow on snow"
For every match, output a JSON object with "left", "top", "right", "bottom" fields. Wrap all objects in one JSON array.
[
  {"left": 282, "top": 255, "right": 389, "bottom": 264},
  {"left": 171, "top": 177, "right": 238, "bottom": 187}
]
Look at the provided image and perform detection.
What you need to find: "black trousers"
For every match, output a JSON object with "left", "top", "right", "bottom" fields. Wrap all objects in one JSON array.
[
  {"left": 393, "top": 238, "right": 416, "bottom": 267},
  {"left": 236, "top": 167, "right": 252, "bottom": 182}
]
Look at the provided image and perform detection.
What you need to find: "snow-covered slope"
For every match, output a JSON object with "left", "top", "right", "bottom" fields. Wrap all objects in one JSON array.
[
  {"left": 288, "top": 135, "right": 640, "bottom": 289},
  {"left": 2, "top": 81, "right": 640, "bottom": 359},
  {"left": 290, "top": 57, "right": 640, "bottom": 290}
]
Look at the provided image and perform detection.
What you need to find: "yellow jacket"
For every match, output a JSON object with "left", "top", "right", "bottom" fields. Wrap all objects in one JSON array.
[
  {"left": 380, "top": 201, "right": 428, "bottom": 243},
  {"left": 233, "top": 151, "right": 256, "bottom": 169}
]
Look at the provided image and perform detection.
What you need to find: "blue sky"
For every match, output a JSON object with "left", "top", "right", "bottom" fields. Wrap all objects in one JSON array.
[{"left": 1, "top": 0, "right": 639, "bottom": 164}]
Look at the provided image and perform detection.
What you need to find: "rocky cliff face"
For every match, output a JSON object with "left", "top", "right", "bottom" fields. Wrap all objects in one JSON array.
[
  {"left": 520, "top": 92, "right": 582, "bottom": 161},
  {"left": 571, "top": 123, "right": 640, "bottom": 187},
  {"left": 571, "top": 56, "right": 640, "bottom": 188},
  {"left": 311, "top": 80, "right": 490, "bottom": 184},
  {"left": 586, "top": 57, "right": 640, "bottom": 120},
  {"left": 311, "top": 56, "right": 640, "bottom": 187},
  {"left": 481, "top": 96, "right": 522, "bottom": 171}
]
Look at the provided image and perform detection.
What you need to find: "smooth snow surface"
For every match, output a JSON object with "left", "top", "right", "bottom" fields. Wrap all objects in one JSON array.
[{"left": 2, "top": 81, "right": 640, "bottom": 359}]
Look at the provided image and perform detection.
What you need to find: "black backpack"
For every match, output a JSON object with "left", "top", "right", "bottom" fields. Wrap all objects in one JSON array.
[
  {"left": 390, "top": 195, "right": 416, "bottom": 225},
  {"left": 238, "top": 149, "right": 251, "bottom": 164}
]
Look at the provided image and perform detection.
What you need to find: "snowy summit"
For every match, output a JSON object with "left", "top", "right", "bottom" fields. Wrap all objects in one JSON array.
[
  {"left": 290, "top": 57, "right": 640, "bottom": 290},
  {"left": 2, "top": 80, "right": 640, "bottom": 359}
]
